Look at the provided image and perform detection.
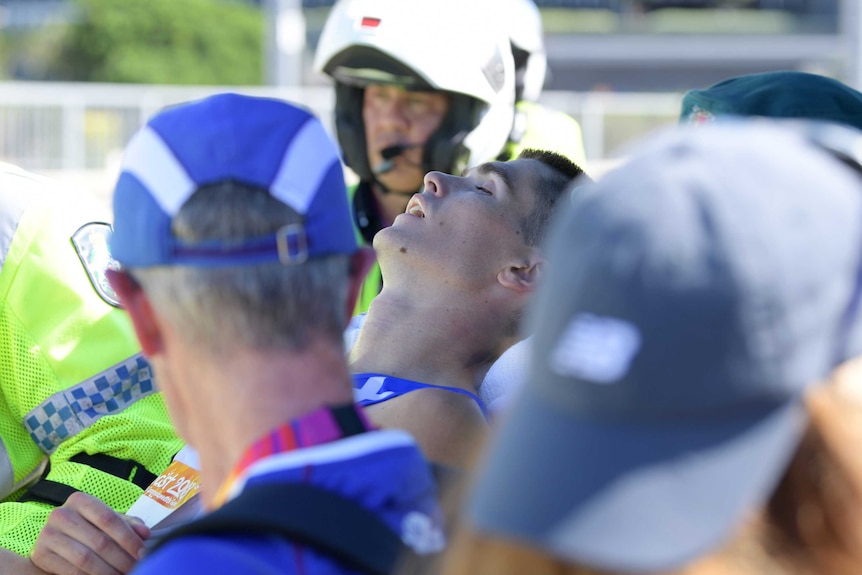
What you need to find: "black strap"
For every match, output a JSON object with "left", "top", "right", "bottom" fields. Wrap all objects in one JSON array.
[
  {"left": 330, "top": 404, "right": 368, "bottom": 438},
  {"left": 353, "top": 181, "right": 385, "bottom": 245},
  {"left": 152, "top": 482, "right": 406, "bottom": 575},
  {"left": 19, "top": 478, "right": 77, "bottom": 506},
  {"left": 19, "top": 453, "right": 158, "bottom": 506},
  {"left": 70, "top": 452, "right": 157, "bottom": 490}
]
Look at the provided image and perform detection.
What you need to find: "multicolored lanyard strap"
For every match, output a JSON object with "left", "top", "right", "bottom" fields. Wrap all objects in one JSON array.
[{"left": 214, "top": 404, "right": 372, "bottom": 507}]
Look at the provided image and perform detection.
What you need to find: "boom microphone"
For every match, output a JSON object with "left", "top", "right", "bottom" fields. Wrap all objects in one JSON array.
[{"left": 372, "top": 143, "right": 422, "bottom": 175}]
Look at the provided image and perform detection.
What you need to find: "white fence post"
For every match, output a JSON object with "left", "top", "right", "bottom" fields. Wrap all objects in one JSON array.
[{"left": 61, "top": 95, "right": 86, "bottom": 170}]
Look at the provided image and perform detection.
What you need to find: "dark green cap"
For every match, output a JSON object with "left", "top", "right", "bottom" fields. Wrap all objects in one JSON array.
[{"left": 680, "top": 71, "right": 862, "bottom": 130}]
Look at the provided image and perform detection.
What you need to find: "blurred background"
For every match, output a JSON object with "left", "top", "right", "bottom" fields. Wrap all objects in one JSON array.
[{"left": 0, "top": 0, "right": 855, "bottom": 203}]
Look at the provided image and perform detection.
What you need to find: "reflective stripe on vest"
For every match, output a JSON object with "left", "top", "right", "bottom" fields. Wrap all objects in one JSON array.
[
  {"left": 24, "top": 353, "right": 156, "bottom": 454},
  {"left": 0, "top": 438, "right": 47, "bottom": 501},
  {"left": 0, "top": 164, "right": 34, "bottom": 272}
]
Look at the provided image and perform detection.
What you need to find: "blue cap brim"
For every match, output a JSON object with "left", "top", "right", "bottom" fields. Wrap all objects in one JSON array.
[{"left": 468, "top": 387, "right": 806, "bottom": 573}]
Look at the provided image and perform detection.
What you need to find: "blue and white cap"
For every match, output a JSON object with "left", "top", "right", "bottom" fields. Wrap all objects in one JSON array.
[{"left": 111, "top": 93, "right": 357, "bottom": 268}]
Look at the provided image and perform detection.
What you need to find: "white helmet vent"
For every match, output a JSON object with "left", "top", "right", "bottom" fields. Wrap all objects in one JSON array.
[{"left": 482, "top": 45, "right": 507, "bottom": 94}]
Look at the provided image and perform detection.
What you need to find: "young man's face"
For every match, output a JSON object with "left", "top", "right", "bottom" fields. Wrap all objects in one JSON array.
[
  {"left": 374, "top": 158, "right": 548, "bottom": 289},
  {"left": 363, "top": 84, "right": 450, "bottom": 194}
]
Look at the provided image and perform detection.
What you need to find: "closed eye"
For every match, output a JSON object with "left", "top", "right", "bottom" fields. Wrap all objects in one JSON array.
[{"left": 475, "top": 185, "right": 493, "bottom": 195}]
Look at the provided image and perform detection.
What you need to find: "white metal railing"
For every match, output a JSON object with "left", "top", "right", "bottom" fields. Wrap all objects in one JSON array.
[{"left": 0, "top": 81, "right": 684, "bottom": 172}]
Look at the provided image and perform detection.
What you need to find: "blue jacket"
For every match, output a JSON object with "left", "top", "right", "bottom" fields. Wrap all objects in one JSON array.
[{"left": 131, "top": 429, "right": 444, "bottom": 575}]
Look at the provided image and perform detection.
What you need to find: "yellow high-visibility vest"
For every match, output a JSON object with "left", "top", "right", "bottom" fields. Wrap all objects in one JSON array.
[
  {"left": 0, "top": 163, "right": 182, "bottom": 555},
  {"left": 505, "top": 101, "right": 588, "bottom": 171}
]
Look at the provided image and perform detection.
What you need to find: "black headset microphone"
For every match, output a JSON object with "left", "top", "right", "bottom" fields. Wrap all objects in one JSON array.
[{"left": 372, "top": 143, "right": 423, "bottom": 175}]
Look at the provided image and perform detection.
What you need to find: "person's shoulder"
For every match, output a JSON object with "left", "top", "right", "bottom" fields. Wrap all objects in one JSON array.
[
  {"left": 136, "top": 535, "right": 295, "bottom": 575},
  {"left": 368, "top": 383, "right": 485, "bottom": 426},
  {"left": 406, "top": 385, "right": 485, "bottom": 420},
  {"left": 0, "top": 161, "right": 104, "bottom": 217},
  {"left": 382, "top": 386, "right": 486, "bottom": 467}
]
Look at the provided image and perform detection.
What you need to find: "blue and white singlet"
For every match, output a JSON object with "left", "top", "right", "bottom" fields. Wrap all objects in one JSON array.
[{"left": 353, "top": 373, "right": 489, "bottom": 419}]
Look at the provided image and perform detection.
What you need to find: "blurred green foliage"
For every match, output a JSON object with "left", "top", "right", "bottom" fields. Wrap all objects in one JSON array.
[
  {"left": 1, "top": 25, "right": 68, "bottom": 81},
  {"left": 49, "top": 0, "right": 263, "bottom": 84}
]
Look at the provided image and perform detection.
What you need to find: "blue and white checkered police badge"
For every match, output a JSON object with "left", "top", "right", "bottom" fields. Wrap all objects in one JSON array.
[{"left": 72, "top": 222, "right": 121, "bottom": 307}]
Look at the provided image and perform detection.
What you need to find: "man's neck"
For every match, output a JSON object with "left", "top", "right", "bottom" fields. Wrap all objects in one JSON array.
[
  {"left": 181, "top": 339, "right": 355, "bottom": 509},
  {"left": 349, "top": 288, "right": 504, "bottom": 392}
]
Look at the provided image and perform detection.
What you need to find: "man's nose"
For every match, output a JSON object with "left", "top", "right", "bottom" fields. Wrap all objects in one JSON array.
[{"left": 423, "top": 171, "right": 450, "bottom": 197}]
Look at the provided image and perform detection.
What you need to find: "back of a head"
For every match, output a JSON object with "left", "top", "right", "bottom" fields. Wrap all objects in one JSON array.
[
  {"left": 680, "top": 71, "right": 862, "bottom": 131},
  {"left": 459, "top": 121, "right": 862, "bottom": 574},
  {"left": 516, "top": 148, "right": 589, "bottom": 247},
  {"left": 110, "top": 94, "right": 358, "bottom": 353},
  {"left": 313, "top": 0, "right": 516, "bottom": 184}
]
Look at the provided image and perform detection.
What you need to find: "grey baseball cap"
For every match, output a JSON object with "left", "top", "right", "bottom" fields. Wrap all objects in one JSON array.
[{"left": 468, "top": 121, "right": 862, "bottom": 573}]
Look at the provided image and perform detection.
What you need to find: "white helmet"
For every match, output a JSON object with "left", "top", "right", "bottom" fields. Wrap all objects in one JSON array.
[
  {"left": 504, "top": 0, "right": 547, "bottom": 102},
  {"left": 313, "top": 0, "right": 516, "bottom": 186}
]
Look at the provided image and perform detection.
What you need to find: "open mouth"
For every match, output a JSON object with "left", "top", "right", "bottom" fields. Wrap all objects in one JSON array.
[{"left": 405, "top": 196, "right": 426, "bottom": 218}]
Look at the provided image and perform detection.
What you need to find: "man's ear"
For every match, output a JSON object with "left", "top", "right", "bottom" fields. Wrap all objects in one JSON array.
[
  {"left": 344, "top": 247, "right": 376, "bottom": 324},
  {"left": 498, "top": 248, "right": 544, "bottom": 294},
  {"left": 106, "top": 269, "right": 164, "bottom": 358}
]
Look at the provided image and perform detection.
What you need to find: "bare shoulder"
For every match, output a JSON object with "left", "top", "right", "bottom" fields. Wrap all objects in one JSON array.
[{"left": 364, "top": 387, "right": 487, "bottom": 468}]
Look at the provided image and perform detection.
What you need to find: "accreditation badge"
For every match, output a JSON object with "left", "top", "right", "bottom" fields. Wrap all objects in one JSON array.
[{"left": 126, "top": 457, "right": 202, "bottom": 529}]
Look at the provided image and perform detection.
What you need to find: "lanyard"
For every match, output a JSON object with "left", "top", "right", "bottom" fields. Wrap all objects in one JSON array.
[{"left": 213, "top": 404, "right": 371, "bottom": 507}]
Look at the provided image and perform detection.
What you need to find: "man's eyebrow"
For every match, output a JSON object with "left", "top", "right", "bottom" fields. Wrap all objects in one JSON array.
[{"left": 473, "top": 163, "right": 514, "bottom": 194}]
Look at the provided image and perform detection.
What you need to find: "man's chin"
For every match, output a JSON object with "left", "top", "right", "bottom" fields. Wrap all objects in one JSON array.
[{"left": 372, "top": 224, "right": 415, "bottom": 254}]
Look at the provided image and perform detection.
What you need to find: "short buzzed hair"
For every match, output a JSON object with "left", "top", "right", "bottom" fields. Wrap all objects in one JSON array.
[
  {"left": 130, "top": 181, "right": 350, "bottom": 353},
  {"left": 518, "top": 148, "right": 589, "bottom": 246}
]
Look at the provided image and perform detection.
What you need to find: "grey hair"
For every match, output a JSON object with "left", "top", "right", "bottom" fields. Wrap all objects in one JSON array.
[{"left": 130, "top": 181, "right": 350, "bottom": 353}]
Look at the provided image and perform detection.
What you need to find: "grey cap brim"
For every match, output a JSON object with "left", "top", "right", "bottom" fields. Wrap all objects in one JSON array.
[{"left": 468, "top": 388, "right": 806, "bottom": 573}]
